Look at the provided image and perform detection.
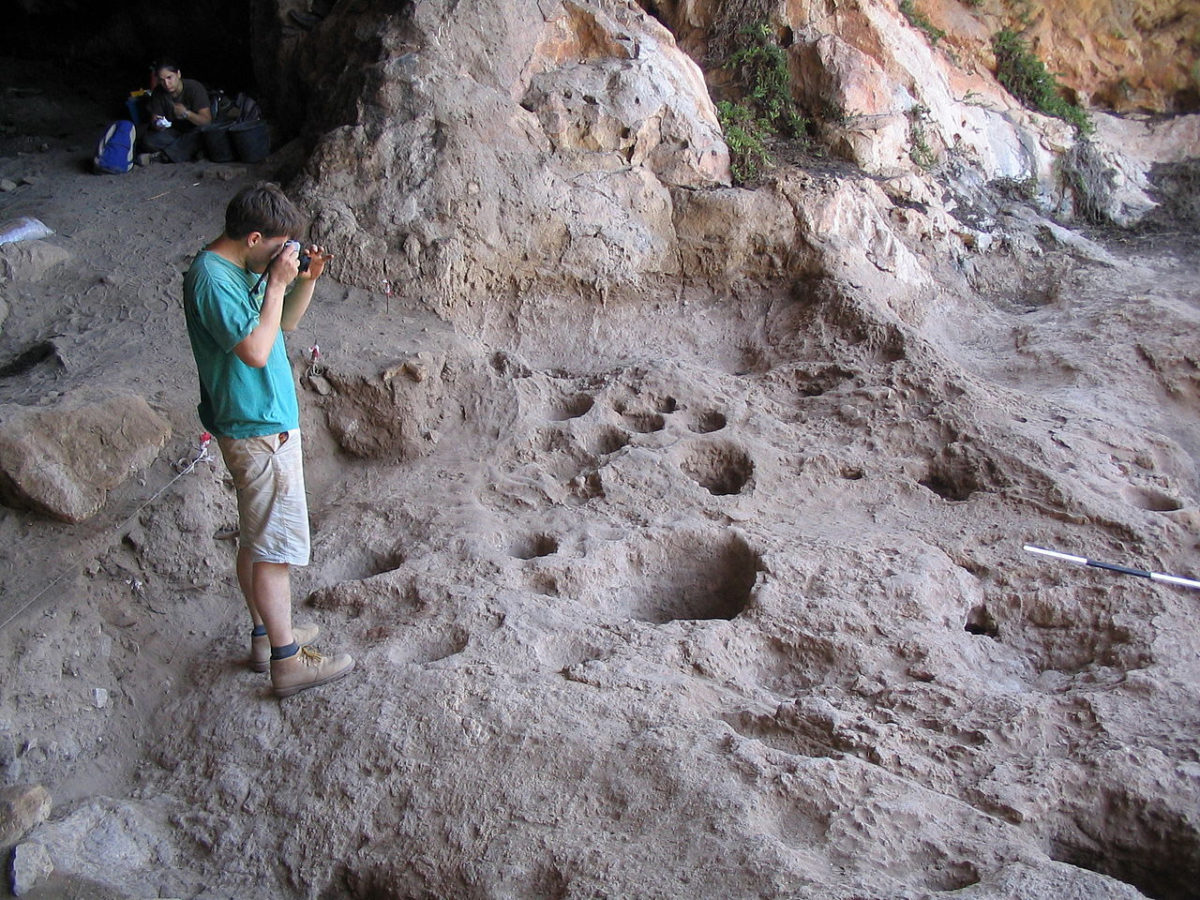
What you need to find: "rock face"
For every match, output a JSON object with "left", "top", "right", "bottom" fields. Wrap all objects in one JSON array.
[
  {"left": 277, "top": 0, "right": 1199, "bottom": 311},
  {"left": 666, "top": 0, "right": 1200, "bottom": 115},
  {"left": 947, "top": 0, "right": 1200, "bottom": 114},
  {"left": 0, "top": 389, "right": 170, "bottom": 523},
  {"left": 289, "top": 0, "right": 728, "bottom": 310}
]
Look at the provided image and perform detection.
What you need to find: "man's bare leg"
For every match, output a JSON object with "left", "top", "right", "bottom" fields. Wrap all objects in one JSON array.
[
  {"left": 236, "top": 546, "right": 264, "bottom": 629},
  {"left": 244, "top": 552, "right": 295, "bottom": 649}
]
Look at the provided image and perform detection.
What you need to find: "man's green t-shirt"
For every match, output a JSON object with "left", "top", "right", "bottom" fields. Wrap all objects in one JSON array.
[{"left": 183, "top": 250, "right": 299, "bottom": 438}]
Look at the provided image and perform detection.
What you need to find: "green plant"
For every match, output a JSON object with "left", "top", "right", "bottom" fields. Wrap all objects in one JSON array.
[
  {"left": 726, "top": 22, "right": 807, "bottom": 138},
  {"left": 717, "top": 101, "right": 773, "bottom": 182},
  {"left": 907, "top": 105, "right": 937, "bottom": 168},
  {"left": 992, "top": 28, "right": 1093, "bottom": 134},
  {"left": 900, "top": 0, "right": 946, "bottom": 44},
  {"left": 717, "top": 21, "right": 809, "bottom": 183}
]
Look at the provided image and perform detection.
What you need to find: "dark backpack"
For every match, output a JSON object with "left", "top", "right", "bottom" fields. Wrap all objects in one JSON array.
[
  {"left": 231, "top": 92, "right": 262, "bottom": 123},
  {"left": 210, "top": 90, "right": 262, "bottom": 125},
  {"left": 93, "top": 120, "right": 136, "bottom": 174}
]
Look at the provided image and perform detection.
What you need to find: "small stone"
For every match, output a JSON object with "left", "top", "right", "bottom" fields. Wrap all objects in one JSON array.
[
  {"left": 0, "top": 784, "right": 52, "bottom": 846},
  {"left": 305, "top": 374, "right": 332, "bottom": 396},
  {"left": 403, "top": 359, "right": 429, "bottom": 382},
  {"left": 205, "top": 166, "right": 248, "bottom": 181},
  {"left": 10, "top": 839, "right": 54, "bottom": 895},
  {"left": 92, "top": 688, "right": 109, "bottom": 709},
  {"left": 0, "top": 179, "right": 18, "bottom": 193}
]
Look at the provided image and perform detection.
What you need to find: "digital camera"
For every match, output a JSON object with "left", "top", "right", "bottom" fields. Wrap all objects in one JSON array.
[{"left": 285, "top": 240, "right": 312, "bottom": 272}]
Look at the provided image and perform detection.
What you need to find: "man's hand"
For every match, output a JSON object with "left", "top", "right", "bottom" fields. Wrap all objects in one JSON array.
[
  {"left": 298, "top": 245, "right": 334, "bottom": 281},
  {"left": 172, "top": 101, "right": 190, "bottom": 119},
  {"left": 268, "top": 241, "right": 302, "bottom": 286}
]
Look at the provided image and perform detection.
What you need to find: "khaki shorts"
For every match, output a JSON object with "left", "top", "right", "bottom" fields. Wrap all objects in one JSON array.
[{"left": 217, "top": 429, "right": 310, "bottom": 566}]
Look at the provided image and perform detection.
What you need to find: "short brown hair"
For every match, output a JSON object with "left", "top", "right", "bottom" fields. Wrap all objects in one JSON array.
[{"left": 224, "top": 182, "right": 309, "bottom": 240}]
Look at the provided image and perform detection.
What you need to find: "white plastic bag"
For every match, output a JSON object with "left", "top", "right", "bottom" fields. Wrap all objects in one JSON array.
[{"left": 0, "top": 217, "right": 54, "bottom": 245}]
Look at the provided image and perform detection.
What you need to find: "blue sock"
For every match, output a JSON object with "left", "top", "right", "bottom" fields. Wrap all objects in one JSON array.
[
  {"left": 251, "top": 624, "right": 268, "bottom": 637},
  {"left": 271, "top": 642, "right": 300, "bottom": 660}
]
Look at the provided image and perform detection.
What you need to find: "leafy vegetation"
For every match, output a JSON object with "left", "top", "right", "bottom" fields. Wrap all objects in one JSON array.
[
  {"left": 716, "top": 101, "right": 773, "bottom": 183},
  {"left": 907, "top": 105, "right": 937, "bottom": 168},
  {"left": 716, "top": 22, "right": 808, "bottom": 183},
  {"left": 991, "top": 28, "right": 1092, "bottom": 134},
  {"left": 900, "top": 1, "right": 946, "bottom": 45}
]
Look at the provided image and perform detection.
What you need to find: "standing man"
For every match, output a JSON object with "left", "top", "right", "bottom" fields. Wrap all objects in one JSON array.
[
  {"left": 140, "top": 57, "right": 212, "bottom": 164},
  {"left": 184, "top": 182, "right": 354, "bottom": 698}
]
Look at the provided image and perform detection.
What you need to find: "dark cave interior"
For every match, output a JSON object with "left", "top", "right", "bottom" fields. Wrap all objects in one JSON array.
[{"left": 4, "top": 1, "right": 256, "bottom": 117}]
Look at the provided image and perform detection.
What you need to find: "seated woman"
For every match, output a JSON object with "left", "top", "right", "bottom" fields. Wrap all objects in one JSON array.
[{"left": 139, "top": 58, "right": 211, "bottom": 164}]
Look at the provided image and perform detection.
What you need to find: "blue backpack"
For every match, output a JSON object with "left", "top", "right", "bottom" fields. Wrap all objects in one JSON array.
[{"left": 93, "top": 120, "right": 136, "bottom": 174}]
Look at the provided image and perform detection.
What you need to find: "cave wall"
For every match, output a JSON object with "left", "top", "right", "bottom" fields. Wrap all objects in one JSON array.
[{"left": 652, "top": 0, "right": 1200, "bottom": 115}]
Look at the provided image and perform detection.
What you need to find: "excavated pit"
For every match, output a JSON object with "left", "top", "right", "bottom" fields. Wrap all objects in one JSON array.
[{"left": 618, "top": 530, "right": 761, "bottom": 624}]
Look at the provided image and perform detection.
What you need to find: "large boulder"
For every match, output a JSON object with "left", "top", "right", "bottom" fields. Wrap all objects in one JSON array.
[
  {"left": 0, "top": 238, "right": 72, "bottom": 285},
  {"left": 288, "top": 0, "right": 728, "bottom": 307},
  {"left": 0, "top": 388, "right": 170, "bottom": 524},
  {"left": 10, "top": 797, "right": 180, "bottom": 897}
]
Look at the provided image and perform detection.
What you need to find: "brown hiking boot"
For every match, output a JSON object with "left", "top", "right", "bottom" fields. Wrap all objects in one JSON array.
[
  {"left": 250, "top": 622, "right": 320, "bottom": 673},
  {"left": 270, "top": 646, "right": 355, "bottom": 698}
]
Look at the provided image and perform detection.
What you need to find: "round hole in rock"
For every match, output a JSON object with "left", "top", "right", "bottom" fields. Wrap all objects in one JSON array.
[
  {"left": 626, "top": 531, "right": 761, "bottom": 623},
  {"left": 919, "top": 462, "right": 981, "bottom": 502},
  {"left": 690, "top": 410, "right": 726, "bottom": 434},
  {"left": 1122, "top": 485, "right": 1183, "bottom": 512},
  {"left": 623, "top": 411, "right": 666, "bottom": 433},
  {"left": 590, "top": 426, "right": 630, "bottom": 456},
  {"left": 657, "top": 396, "right": 678, "bottom": 414},
  {"left": 841, "top": 466, "right": 864, "bottom": 480},
  {"left": 965, "top": 605, "right": 999, "bottom": 638},
  {"left": 550, "top": 393, "right": 595, "bottom": 421},
  {"left": 510, "top": 533, "right": 559, "bottom": 560},
  {"left": 681, "top": 442, "right": 753, "bottom": 496},
  {"left": 1049, "top": 788, "right": 1200, "bottom": 900}
]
